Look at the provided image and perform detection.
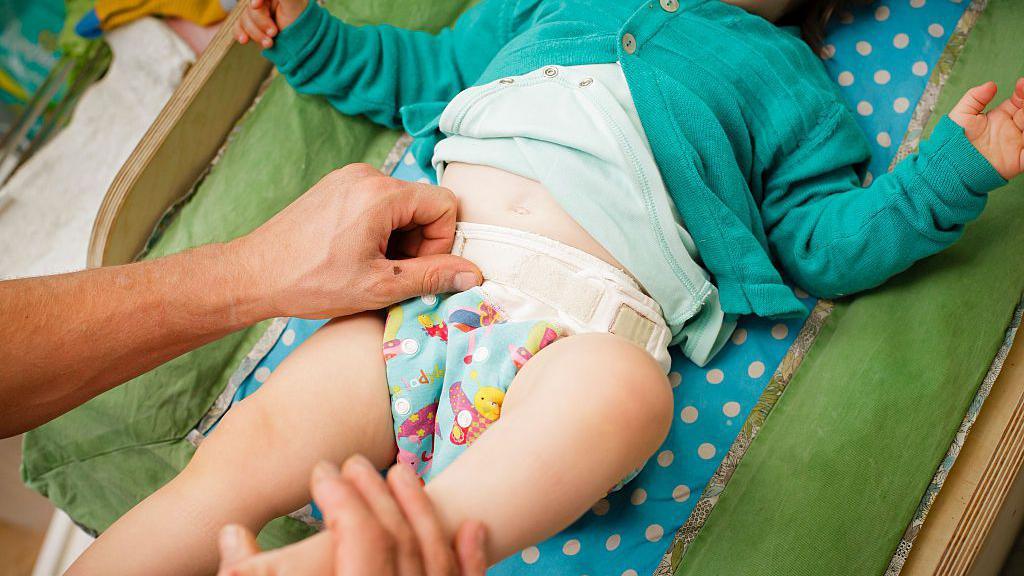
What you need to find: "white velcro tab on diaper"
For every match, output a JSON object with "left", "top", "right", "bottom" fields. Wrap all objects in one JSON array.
[
  {"left": 611, "top": 304, "right": 656, "bottom": 349},
  {"left": 517, "top": 255, "right": 602, "bottom": 322}
]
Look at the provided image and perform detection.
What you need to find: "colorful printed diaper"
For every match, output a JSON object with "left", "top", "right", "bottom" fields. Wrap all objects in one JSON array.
[{"left": 383, "top": 285, "right": 567, "bottom": 482}]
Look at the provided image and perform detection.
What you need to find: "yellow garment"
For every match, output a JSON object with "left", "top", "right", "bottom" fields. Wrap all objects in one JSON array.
[{"left": 96, "top": 0, "right": 227, "bottom": 30}]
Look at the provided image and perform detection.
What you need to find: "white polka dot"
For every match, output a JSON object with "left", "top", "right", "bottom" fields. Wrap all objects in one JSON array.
[
  {"left": 893, "top": 33, "right": 910, "bottom": 49},
  {"left": 521, "top": 547, "right": 540, "bottom": 564},
  {"left": 472, "top": 347, "right": 490, "bottom": 363},
  {"left": 672, "top": 484, "right": 691, "bottom": 502},
  {"left": 874, "top": 70, "right": 891, "bottom": 85},
  {"left": 857, "top": 101, "right": 874, "bottom": 116},
  {"left": 622, "top": 570, "right": 638, "bottom": 576},
  {"left": 875, "top": 5, "right": 890, "bottom": 20},
  {"left": 855, "top": 41, "right": 872, "bottom": 56},
  {"left": 680, "top": 406, "right": 699, "bottom": 424},
  {"left": 877, "top": 132, "right": 893, "bottom": 148},
  {"left": 706, "top": 369, "right": 724, "bottom": 384},
  {"left": 863, "top": 172, "right": 875, "bottom": 187},
  {"left": 669, "top": 371, "right": 682, "bottom": 388},
  {"left": 839, "top": 11, "right": 854, "bottom": 24},
  {"left": 630, "top": 488, "right": 647, "bottom": 505},
  {"left": 401, "top": 339, "right": 419, "bottom": 355},
  {"left": 838, "top": 71, "right": 854, "bottom": 86},
  {"left": 403, "top": 153, "right": 415, "bottom": 165},
  {"left": 771, "top": 323, "right": 789, "bottom": 339},
  {"left": 592, "top": 498, "right": 610, "bottom": 516},
  {"left": 731, "top": 328, "right": 747, "bottom": 345},
  {"left": 820, "top": 44, "right": 836, "bottom": 60},
  {"left": 928, "top": 23, "right": 945, "bottom": 38},
  {"left": 657, "top": 450, "right": 675, "bottom": 467},
  {"left": 913, "top": 61, "right": 929, "bottom": 76},
  {"left": 421, "top": 294, "right": 437, "bottom": 305},
  {"left": 723, "top": 401, "right": 741, "bottom": 418},
  {"left": 281, "top": 329, "right": 296, "bottom": 346},
  {"left": 910, "top": 0, "right": 925, "bottom": 7},
  {"left": 606, "top": 534, "right": 621, "bottom": 551},
  {"left": 698, "top": 443, "right": 717, "bottom": 460},
  {"left": 394, "top": 397, "right": 411, "bottom": 416},
  {"left": 562, "top": 539, "right": 581, "bottom": 556},
  {"left": 645, "top": 524, "right": 664, "bottom": 542},
  {"left": 894, "top": 97, "right": 911, "bottom": 113},
  {"left": 748, "top": 361, "right": 766, "bottom": 379},
  {"left": 254, "top": 366, "right": 271, "bottom": 382}
]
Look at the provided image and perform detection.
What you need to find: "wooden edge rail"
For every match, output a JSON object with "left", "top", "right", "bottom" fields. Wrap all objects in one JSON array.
[
  {"left": 87, "top": 3, "right": 271, "bottom": 268},
  {"left": 902, "top": 311, "right": 1024, "bottom": 576}
]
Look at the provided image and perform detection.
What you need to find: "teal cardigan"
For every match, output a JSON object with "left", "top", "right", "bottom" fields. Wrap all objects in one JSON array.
[{"left": 265, "top": 0, "right": 1006, "bottom": 318}]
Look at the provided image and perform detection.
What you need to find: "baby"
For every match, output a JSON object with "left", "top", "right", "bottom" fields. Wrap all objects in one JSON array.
[{"left": 71, "top": 0, "right": 1024, "bottom": 573}]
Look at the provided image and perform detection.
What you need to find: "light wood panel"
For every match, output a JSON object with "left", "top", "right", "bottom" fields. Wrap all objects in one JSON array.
[
  {"left": 902, "top": 319, "right": 1024, "bottom": 576},
  {"left": 87, "top": 3, "right": 271, "bottom": 267}
]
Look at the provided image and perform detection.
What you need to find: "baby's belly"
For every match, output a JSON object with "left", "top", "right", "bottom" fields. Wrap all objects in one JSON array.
[{"left": 441, "top": 162, "right": 624, "bottom": 268}]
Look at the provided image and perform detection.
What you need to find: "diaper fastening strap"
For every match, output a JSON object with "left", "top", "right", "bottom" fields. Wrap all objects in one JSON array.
[{"left": 452, "top": 225, "right": 671, "bottom": 365}]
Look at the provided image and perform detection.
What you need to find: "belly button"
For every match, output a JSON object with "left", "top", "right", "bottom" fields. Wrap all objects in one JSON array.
[{"left": 512, "top": 205, "right": 531, "bottom": 216}]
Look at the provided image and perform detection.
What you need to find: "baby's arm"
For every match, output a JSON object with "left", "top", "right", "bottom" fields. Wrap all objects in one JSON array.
[
  {"left": 761, "top": 80, "right": 1023, "bottom": 298},
  {"left": 254, "top": 0, "right": 517, "bottom": 129}
]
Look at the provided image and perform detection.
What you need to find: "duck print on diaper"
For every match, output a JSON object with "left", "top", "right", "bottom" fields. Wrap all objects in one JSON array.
[
  {"left": 383, "top": 288, "right": 577, "bottom": 484},
  {"left": 449, "top": 382, "right": 505, "bottom": 446}
]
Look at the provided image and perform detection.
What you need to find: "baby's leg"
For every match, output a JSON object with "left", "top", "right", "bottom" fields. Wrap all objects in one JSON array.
[
  {"left": 428, "top": 332, "right": 673, "bottom": 563},
  {"left": 68, "top": 312, "right": 396, "bottom": 576}
]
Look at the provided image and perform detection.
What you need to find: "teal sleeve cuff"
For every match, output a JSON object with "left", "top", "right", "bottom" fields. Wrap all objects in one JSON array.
[
  {"left": 926, "top": 115, "right": 1008, "bottom": 195},
  {"left": 262, "top": 0, "right": 330, "bottom": 67}
]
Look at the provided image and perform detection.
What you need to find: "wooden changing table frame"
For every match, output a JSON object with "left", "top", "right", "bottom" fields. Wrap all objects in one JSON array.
[{"left": 86, "top": 4, "right": 1024, "bottom": 575}]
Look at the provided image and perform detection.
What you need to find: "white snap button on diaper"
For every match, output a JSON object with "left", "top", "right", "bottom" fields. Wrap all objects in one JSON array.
[
  {"left": 394, "top": 398, "right": 411, "bottom": 416},
  {"left": 401, "top": 339, "right": 419, "bottom": 355},
  {"left": 421, "top": 294, "right": 437, "bottom": 305},
  {"left": 457, "top": 410, "right": 473, "bottom": 428}
]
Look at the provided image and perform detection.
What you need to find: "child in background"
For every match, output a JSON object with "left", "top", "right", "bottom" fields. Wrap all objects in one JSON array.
[{"left": 70, "top": 0, "right": 1024, "bottom": 573}]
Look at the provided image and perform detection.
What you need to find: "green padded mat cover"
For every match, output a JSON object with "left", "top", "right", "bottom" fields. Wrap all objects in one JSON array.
[
  {"left": 675, "top": 1, "right": 1024, "bottom": 574},
  {"left": 21, "top": 0, "right": 471, "bottom": 549}
]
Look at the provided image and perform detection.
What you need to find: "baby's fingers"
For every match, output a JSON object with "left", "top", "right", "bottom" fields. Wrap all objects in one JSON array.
[
  {"left": 248, "top": 6, "right": 279, "bottom": 45},
  {"left": 239, "top": 11, "right": 272, "bottom": 48}
]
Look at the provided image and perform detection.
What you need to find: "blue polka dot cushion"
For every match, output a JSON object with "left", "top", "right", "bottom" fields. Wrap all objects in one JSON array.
[{"left": 208, "top": 1, "right": 971, "bottom": 574}]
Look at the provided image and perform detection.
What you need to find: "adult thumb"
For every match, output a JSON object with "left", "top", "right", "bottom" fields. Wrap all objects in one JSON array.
[{"left": 384, "top": 254, "right": 482, "bottom": 302}]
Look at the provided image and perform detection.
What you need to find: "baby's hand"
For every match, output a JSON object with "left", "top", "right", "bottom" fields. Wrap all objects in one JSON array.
[
  {"left": 950, "top": 78, "right": 1024, "bottom": 181},
  {"left": 236, "top": 0, "right": 307, "bottom": 49}
]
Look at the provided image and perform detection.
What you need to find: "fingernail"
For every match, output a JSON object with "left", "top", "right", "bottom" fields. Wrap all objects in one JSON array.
[
  {"left": 454, "top": 271, "right": 480, "bottom": 291},
  {"left": 261, "top": 38, "right": 273, "bottom": 48},
  {"left": 312, "top": 460, "right": 340, "bottom": 484},
  {"left": 220, "top": 524, "right": 241, "bottom": 550},
  {"left": 345, "top": 454, "right": 375, "bottom": 474},
  {"left": 266, "top": 27, "right": 275, "bottom": 36}
]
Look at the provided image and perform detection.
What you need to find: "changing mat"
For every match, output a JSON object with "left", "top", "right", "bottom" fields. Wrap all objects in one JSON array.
[{"left": 190, "top": 2, "right": 975, "bottom": 575}]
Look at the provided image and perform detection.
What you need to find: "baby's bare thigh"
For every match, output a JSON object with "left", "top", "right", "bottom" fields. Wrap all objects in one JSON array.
[{"left": 199, "top": 312, "right": 397, "bottom": 481}]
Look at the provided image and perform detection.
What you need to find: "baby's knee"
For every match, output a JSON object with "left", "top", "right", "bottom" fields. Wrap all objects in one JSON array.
[{"left": 542, "top": 333, "right": 673, "bottom": 441}]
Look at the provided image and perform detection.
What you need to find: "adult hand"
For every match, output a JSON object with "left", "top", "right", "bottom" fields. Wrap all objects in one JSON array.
[
  {"left": 217, "top": 456, "right": 488, "bottom": 575},
  {"left": 234, "top": 163, "right": 481, "bottom": 319}
]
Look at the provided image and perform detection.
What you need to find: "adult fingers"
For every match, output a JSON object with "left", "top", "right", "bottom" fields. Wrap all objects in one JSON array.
[
  {"left": 372, "top": 254, "right": 481, "bottom": 306},
  {"left": 387, "top": 464, "right": 457, "bottom": 576},
  {"left": 310, "top": 462, "right": 395, "bottom": 576},
  {"left": 382, "top": 180, "right": 460, "bottom": 258},
  {"left": 217, "top": 525, "right": 262, "bottom": 574},
  {"left": 453, "top": 521, "right": 489, "bottom": 576},
  {"left": 952, "top": 81, "right": 998, "bottom": 118},
  {"left": 337, "top": 456, "right": 425, "bottom": 575}
]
